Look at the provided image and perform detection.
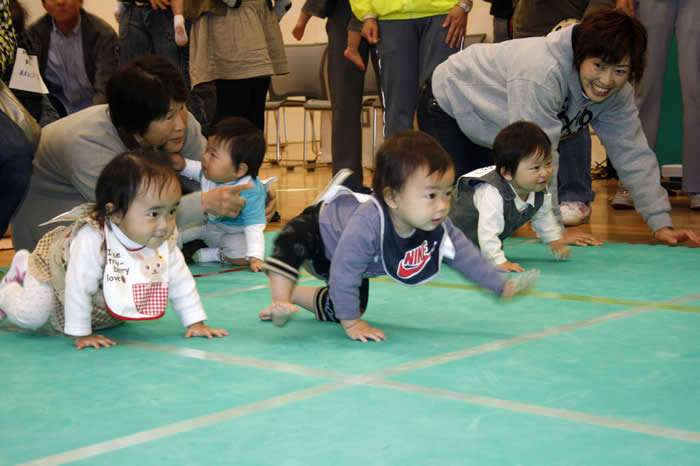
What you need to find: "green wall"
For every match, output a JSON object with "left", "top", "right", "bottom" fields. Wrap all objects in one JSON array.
[{"left": 654, "top": 35, "right": 683, "bottom": 165}]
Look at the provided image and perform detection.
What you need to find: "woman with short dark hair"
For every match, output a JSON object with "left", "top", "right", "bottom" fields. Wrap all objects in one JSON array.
[
  {"left": 11, "top": 55, "right": 253, "bottom": 250},
  {"left": 417, "top": 10, "right": 698, "bottom": 246}
]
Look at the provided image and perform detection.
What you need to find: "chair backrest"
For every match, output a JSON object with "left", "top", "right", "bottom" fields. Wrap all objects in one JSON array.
[{"left": 269, "top": 43, "right": 328, "bottom": 101}]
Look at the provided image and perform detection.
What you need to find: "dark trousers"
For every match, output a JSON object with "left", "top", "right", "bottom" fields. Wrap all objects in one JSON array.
[
  {"left": 214, "top": 76, "right": 271, "bottom": 132},
  {"left": 417, "top": 79, "right": 493, "bottom": 177},
  {"left": 0, "top": 111, "right": 33, "bottom": 236},
  {"left": 326, "top": 0, "right": 378, "bottom": 188}
]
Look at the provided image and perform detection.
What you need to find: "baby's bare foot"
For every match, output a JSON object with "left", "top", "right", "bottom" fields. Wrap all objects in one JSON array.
[
  {"left": 343, "top": 48, "right": 366, "bottom": 71},
  {"left": 259, "top": 302, "right": 298, "bottom": 327},
  {"left": 174, "top": 15, "right": 188, "bottom": 46}
]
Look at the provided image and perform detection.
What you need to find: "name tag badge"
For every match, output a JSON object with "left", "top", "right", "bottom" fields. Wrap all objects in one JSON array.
[{"left": 9, "top": 48, "right": 49, "bottom": 94}]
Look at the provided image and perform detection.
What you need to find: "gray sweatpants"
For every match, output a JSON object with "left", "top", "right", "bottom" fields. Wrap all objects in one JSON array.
[
  {"left": 635, "top": 0, "right": 699, "bottom": 194},
  {"left": 377, "top": 15, "right": 460, "bottom": 138}
]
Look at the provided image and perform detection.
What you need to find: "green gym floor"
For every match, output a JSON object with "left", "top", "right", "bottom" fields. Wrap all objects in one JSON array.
[{"left": 1, "top": 235, "right": 699, "bottom": 465}]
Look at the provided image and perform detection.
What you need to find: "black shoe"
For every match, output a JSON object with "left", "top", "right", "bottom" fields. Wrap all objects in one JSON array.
[
  {"left": 182, "top": 239, "right": 208, "bottom": 264},
  {"left": 354, "top": 185, "right": 373, "bottom": 195},
  {"left": 339, "top": 172, "right": 373, "bottom": 195}
]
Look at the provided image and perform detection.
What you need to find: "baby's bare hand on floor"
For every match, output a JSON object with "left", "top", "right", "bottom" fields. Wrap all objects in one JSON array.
[
  {"left": 342, "top": 319, "right": 385, "bottom": 342},
  {"left": 249, "top": 258, "right": 265, "bottom": 272},
  {"left": 74, "top": 334, "right": 116, "bottom": 350}
]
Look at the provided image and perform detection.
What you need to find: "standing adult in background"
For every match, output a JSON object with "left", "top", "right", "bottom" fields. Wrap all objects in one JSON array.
[
  {"left": 186, "top": 0, "right": 288, "bottom": 131},
  {"left": 26, "top": 0, "right": 119, "bottom": 117},
  {"left": 613, "top": 0, "right": 699, "bottom": 211},
  {"left": 354, "top": 0, "right": 469, "bottom": 138},
  {"left": 116, "top": 0, "right": 183, "bottom": 70},
  {"left": 511, "top": 0, "right": 615, "bottom": 227},
  {"left": 2, "top": 0, "right": 60, "bottom": 127},
  {"left": 485, "top": 0, "right": 513, "bottom": 43},
  {"left": 0, "top": 0, "right": 15, "bottom": 67},
  {"left": 417, "top": 10, "right": 698, "bottom": 246},
  {"left": 114, "top": 0, "right": 212, "bottom": 137},
  {"left": 292, "top": 0, "right": 378, "bottom": 191},
  {"left": 11, "top": 55, "right": 253, "bottom": 251},
  {"left": 0, "top": 0, "right": 33, "bottom": 238},
  {"left": 512, "top": 0, "right": 613, "bottom": 38}
]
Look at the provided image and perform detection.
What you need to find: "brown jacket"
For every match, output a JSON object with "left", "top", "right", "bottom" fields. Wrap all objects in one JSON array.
[
  {"left": 512, "top": 0, "right": 616, "bottom": 38},
  {"left": 184, "top": 0, "right": 229, "bottom": 20}
]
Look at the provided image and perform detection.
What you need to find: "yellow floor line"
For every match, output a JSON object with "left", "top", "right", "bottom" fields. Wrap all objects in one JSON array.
[{"left": 373, "top": 277, "right": 700, "bottom": 313}]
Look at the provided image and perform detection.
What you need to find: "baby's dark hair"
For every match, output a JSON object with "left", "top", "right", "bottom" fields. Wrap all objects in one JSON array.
[
  {"left": 92, "top": 149, "right": 180, "bottom": 224},
  {"left": 493, "top": 121, "right": 552, "bottom": 177},
  {"left": 373, "top": 130, "right": 454, "bottom": 202},
  {"left": 208, "top": 117, "right": 266, "bottom": 178}
]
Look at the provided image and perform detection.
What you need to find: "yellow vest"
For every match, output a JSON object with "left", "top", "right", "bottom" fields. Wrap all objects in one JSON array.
[{"left": 350, "top": 0, "right": 456, "bottom": 22}]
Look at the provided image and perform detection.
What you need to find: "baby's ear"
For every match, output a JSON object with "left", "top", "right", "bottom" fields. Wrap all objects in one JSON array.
[
  {"left": 106, "top": 202, "right": 122, "bottom": 223},
  {"left": 383, "top": 187, "right": 398, "bottom": 208},
  {"left": 235, "top": 162, "right": 248, "bottom": 178},
  {"left": 499, "top": 166, "right": 513, "bottom": 182}
]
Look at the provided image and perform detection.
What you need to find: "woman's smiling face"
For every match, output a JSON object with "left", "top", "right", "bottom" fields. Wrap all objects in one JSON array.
[{"left": 579, "top": 56, "right": 631, "bottom": 103}]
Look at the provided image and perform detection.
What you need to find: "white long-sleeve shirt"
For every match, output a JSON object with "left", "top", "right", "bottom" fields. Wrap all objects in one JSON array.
[
  {"left": 473, "top": 182, "right": 563, "bottom": 265},
  {"left": 63, "top": 223, "right": 206, "bottom": 336}
]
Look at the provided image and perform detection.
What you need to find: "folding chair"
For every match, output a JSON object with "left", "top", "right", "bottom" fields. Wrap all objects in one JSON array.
[{"left": 265, "top": 43, "right": 329, "bottom": 168}]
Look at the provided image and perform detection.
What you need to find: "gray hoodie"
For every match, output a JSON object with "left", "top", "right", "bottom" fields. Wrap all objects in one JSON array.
[{"left": 431, "top": 26, "right": 672, "bottom": 232}]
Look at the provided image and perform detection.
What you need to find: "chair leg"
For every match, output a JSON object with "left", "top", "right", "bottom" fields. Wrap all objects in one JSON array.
[
  {"left": 372, "top": 107, "right": 378, "bottom": 156},
  {"left": 309, "top": 111, "right": 321, "bottom": 158},
  {"left": 282, "top": 108, "right": 288, "bottom": 144},
  {"left": 303, "top": 109, "right": 308, "bottom": 163},
  {"left": 275, "top": 108, "right": 281, "bottom": 162}
]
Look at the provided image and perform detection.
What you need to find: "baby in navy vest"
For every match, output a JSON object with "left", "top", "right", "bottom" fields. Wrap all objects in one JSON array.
[
  {"left": 260, "top": 130, "right": 537, "bottom": 342},
  {"left": 450, "top": 121, "right": 570, "bottom": 272}
]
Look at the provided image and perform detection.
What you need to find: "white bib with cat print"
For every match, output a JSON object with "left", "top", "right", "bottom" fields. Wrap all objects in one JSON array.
[{"left": 102, "top": 224, "right": 170, "bottom": 320}]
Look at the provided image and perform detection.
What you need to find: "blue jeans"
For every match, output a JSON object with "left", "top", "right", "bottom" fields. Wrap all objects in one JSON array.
[
  {"left": 0, "top": 111, "right": 33, "bottom": 236},
  {"left": 119, "top": 3, "right": 183, "bottom": 72},
  {"left": 557, "top": 127, "right": 594, "bottom": 204},
  {"left": 118, "top": 4, "right": 211, "bottom": 134},
  {"left": 377, "top": 16, "right": 459, "bottom": 138}
]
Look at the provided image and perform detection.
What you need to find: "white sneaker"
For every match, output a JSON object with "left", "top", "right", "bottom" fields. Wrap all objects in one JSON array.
[
  {"left": 611, "top": 185, "right": 634, "bottom": 209},
  {"left": 560, "top": 201, "right": 591, "bottom": 226},
  {"left": 690, "top": 193, "right": 700, "bottom": 211},
  {"left": 313, "top": 168, "right": 354, "bottom": 205},
  {"left": 192, "top": 247, "right": 222, "bottom": 263}
]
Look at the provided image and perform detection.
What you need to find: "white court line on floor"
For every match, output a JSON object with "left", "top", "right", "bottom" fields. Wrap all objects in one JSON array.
[
  {"left": 18, "top": 383, "right": 349, "bottom": 466},
  {"left": 12, "top": 293, "right": 700, "bottom": 464},
  {"left": 372, "top": 380, "right": 700, "bottom": 443},
  {"left": 199, "top": 277, "right": 316, "bottom": 300}
]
